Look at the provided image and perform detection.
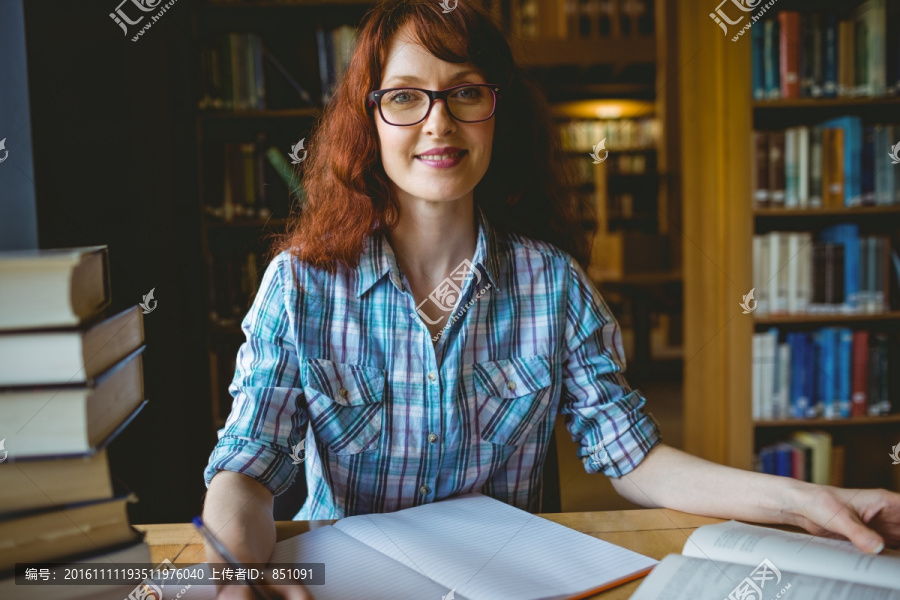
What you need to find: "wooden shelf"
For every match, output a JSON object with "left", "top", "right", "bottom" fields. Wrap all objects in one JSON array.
[
  {"left": 754, "top": 311, "right": 900, "bottom": 326},
  {"left": 753, "top": 96, "right": 900, "bottom": 109},
  {"left": 198, "top": 108, "right": 320, "bottom": 120},
  {"left": 204, "top": 218, "right": 289, "bottom": 229},
  {"left": 754, "top": 414, "right": 900, "bottom": 428},
  {"left": 510, "top": 38, "right": 656, "bottom": 68},
  {"left": 754, "top": 206, "right": 900, "bottom": 218},
  {"left": 200, "top": 0, "right": 373, "bottom": 8}
]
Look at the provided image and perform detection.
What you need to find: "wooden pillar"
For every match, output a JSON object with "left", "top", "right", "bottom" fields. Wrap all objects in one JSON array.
[{"left": 677, "top": 0, "right": 754, "bottom": 468}]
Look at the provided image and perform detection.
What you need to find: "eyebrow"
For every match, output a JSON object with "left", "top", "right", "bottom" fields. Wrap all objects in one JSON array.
[{"left": 383, "top": 70, "right": 484, "bottom": 86}]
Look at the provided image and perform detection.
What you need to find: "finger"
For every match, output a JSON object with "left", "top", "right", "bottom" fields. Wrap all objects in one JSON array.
[{"left": 832, "top": 509, "right": 885, "bottom": 554}]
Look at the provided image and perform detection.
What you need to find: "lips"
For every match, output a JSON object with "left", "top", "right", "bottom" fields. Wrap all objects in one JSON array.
[{"left": 415, "top": 147, "right": 467, "bottom": 159}]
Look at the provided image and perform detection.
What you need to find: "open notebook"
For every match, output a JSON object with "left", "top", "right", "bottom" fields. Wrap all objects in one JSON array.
[{"left": 168, "top": 492, "right": 657, "bottom": 600}]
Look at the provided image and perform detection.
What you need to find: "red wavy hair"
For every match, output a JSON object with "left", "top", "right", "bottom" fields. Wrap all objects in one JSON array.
[{"left": 268, "top": 0, "right": 590, "bottom": 274}]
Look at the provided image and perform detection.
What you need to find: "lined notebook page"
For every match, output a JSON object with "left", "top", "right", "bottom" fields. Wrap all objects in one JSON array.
[
  {"left": 329, "top": 492, "right": 658, "bottom": 600},
  {"left": 270, "top": 526, "right": 461, "bottom": 599}
]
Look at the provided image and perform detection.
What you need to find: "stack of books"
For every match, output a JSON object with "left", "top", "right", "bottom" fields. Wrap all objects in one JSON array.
[
  {"left": 755, "top": 431, "right": 842, "bottom": 487},
  {"left": 752, "top": 3, "right": 900, "bottom": 99},
  {"left": 753, "top": 327, "right": 893, "bottom": 421},
  {"left": 0, "top": 245, "right": 152, "bottom": 599},
  {"left": 752, "top": 224, "right": 896, "bottom": 316}
]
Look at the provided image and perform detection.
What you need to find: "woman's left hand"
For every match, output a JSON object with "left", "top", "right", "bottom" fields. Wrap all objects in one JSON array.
[{"left": 789, "top": 484, "right": 900, "bottom": 553}]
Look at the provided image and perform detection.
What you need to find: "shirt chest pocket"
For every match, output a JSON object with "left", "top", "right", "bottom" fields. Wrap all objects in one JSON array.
[
  {"left": 472, "top": 354, "right": 553, "bottom": 446},
  {"left": 303, "top": 358, "right": 386, "bottom": 455}
]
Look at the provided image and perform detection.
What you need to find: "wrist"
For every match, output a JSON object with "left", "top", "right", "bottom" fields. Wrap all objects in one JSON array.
[{"left": 778, "top": 477, "right": 817, "bottom": 528}]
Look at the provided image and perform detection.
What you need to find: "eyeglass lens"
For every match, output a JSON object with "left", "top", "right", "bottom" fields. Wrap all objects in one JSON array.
[{"left": 380, "top": 86, "right": 494, "bottom": 125}]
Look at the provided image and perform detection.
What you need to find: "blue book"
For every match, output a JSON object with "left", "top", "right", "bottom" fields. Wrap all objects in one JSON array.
[
  {"left": 804, "top": 332, "right": 817, "bottom": 418},
  {"left": 764, "top": 19, "right": 781, "bottom": 98},
  {"left": 820, "top": 116, "right": 862, "bottom": 206},
  {"left": 787, "top": 332, "right": 809, "bottom": 418},
  {"left": 816, "top": 328, "right": 838, "bottom": 418},
  {"left": 836, "top": 328, "right": 853, "bottom": 418},
  {"left": 861, "top": 126, "right": 875, "bottom": 205},
  {"left": 774, "top": 443, "right": 794, "bottom": 477},
  {"left": 823, "top": 13, "right": 838, "bottom": 97},
  {"left": 820, "top": 223, "right": 861, "bottom": 309},
  {"left": 759, "top": 445, "right": 776, "bottom": 474},
  {"left": 753, "top": 24, "right": 766, "bottom": 100}
]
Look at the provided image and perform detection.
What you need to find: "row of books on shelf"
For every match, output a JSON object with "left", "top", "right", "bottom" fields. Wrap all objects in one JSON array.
[
  {"left": 755, "top": 431, "right": 842, "bottom": 487},
  {"left": 752, "top": 120, "right": 900, "bottom": 211},
  {"left": 752, "top": 227, "right": 897, "bottom": 316},
  {"left": 752, "top": 327, "right": 893, "bottom": 422},
  {"left": 513, "top": 0, "right": 654, "bottom": 41},
  {"left": 571, "top": 152, "right": 656, "bottom": 186},
  {"left": 751, "top": 3, "right": 900, "bottom": 100},
  {"left": 559, "top": 117, "right": 658, "bottom": 153},
  {"left": 197, "top": 25, "right": 357, "bottom": 111},
  {"left": 0, "top": 246, "right": 155, "bottom": 599},
  {"left": 204, "top": 136, "right": 303, "bottom": 222},
  {"left": 207, "top": 251, "right": 263, "bottom": 326}
]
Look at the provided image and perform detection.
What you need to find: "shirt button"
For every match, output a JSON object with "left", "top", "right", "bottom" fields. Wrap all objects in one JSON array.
[
  {"left": 420, "top": 485, "right": 430, "bottom": 495},
  {"left": 506, "top": 381, "right": 517, "bottom": 391},
  {"left": 427, "top": 371, "right": 437, "bottom": 381},
  {"left": 582, "top": 457, "right": 589, "bottom": 464},
  {"left": 338, "top": 388, "right": 348, "bottom": 398},
  {"left": 427, "top": 433, "right": 438, "bottom": 443}
]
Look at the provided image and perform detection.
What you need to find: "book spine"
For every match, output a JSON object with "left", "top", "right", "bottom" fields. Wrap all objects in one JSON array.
[
  {"left": 764, "top": 19, "right": 781, "bottom": 99},
  {"left": 753, "top": 131, "right": 770, "bottom": 208},
  {"left": 837, "top": 327, "right": 852, "bottom": 418},
  {"left": 779, "top": 12, "right": 801, "bottom": 98},
  {"left": 851, "top": 329, "right": 869, "bottom": 417},
  {"left": 784, "top": 127, "right": 798, "bottom": 208},
  {"left": 753, "top": 23, "right": 767, "bottom": 100},
  {"left": 861, "top": 125, "right": 875, "bottom": 205},
  {"left": 796, "top": 126, "right": 809, "bottom": 207},
  {"left": 823, "top": 13, "right": 838, "bottom": 97},
  {"left": 786, "top": 233, "right": 800, "bottom": 313},
  {"left": 768, "top": 130, "right": 786, "bottom": 207},
  {"left": 809, "top": 127, "right": 823, "bottom": 208}
]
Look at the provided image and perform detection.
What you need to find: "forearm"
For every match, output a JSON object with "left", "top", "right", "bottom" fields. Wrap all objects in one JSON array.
[
  {"left": 609, "top": 443, "right": 811, "bottom": 526},
  {"left": 202, "top": 470, "right": 277, "bottom": 565}
]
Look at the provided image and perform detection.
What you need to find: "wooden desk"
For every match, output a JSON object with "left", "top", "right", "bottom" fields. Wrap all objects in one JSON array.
[{"left": 136, "top": 509, "right": 735, "bottom": 599}]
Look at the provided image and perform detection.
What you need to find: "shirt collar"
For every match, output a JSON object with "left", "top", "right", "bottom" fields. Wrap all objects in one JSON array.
[{"left": 355, "top": 205, "right": 503, "bottom": 298}]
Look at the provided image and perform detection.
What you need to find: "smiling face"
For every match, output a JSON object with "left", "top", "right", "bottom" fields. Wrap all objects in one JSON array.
[{"left": 373, "top": 23, "right": 495, "bottom": 206}]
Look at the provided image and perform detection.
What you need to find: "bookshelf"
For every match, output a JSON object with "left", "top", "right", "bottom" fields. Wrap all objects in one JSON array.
[{"left": 678, "top": 0, "right": 900, "bottom": 492}]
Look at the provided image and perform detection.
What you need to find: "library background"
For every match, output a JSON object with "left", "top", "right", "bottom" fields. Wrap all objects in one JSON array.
[{"left": 1, "top": 0, "right": 899, "bottom": 530}]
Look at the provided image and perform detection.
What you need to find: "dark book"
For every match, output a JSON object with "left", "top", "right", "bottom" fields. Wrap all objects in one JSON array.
[
  {"left": 753, "top": 131, "right": 770, "bottom": 208},
  {"left": 768, "top": 130, "right": 786, "bottom": 207},
  {"left": 779, "top": 11, "right": 801, "bottom": 98}
]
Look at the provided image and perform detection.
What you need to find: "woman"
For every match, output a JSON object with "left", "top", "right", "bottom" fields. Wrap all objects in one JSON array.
[{"left": 201, "top": 1, "right": 900, "bottom": 598}]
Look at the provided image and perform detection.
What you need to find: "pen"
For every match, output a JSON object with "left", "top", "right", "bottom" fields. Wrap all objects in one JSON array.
[{"left": 192, "top": 516, "right": 276, "bottom": 600}]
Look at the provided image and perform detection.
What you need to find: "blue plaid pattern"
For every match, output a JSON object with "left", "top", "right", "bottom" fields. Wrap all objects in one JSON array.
[{"left": 203, "top": 207, "right": 663, "bottom": 519}]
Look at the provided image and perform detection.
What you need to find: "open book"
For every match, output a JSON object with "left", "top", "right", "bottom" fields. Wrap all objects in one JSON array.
[
  {"left": 631, "top": 519, "right": 900, "bottom": 600},
  {"left": 174, "top": 492, "right": 657, "bottom": 600}
]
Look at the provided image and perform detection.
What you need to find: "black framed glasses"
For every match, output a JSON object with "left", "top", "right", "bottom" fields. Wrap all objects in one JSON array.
[{"left": 366, "top": 83, "right": 502, "bottom": 126}]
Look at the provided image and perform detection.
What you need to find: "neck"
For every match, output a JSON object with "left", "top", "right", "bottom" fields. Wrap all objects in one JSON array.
[{"left": 388, "top": 197, "right": 478, "bottom": 284}]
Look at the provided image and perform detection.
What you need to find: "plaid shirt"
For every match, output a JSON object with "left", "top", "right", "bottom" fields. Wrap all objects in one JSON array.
[{"left": 204, "top": 207, "right": 662, "bottom": 519}]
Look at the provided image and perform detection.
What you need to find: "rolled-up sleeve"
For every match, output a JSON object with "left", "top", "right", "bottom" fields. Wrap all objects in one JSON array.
[
  {"left": 560, "top": 258, "right": 663, "bottom": 478},
  {"left": 203, "top": 251, "right": 307, "bottom": 496}
]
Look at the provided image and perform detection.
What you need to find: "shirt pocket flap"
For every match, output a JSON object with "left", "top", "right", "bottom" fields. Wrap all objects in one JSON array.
[
  {"left": 472, "top": 354, "right": 552, "bottom": 398},
  {"left": 304, "top": 358, "right": 386, "bottom": 407}
]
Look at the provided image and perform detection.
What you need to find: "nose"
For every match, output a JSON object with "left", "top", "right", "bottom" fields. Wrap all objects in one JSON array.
[{"left": 422, "top": 97, "right": 456, "bottom": 136}]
